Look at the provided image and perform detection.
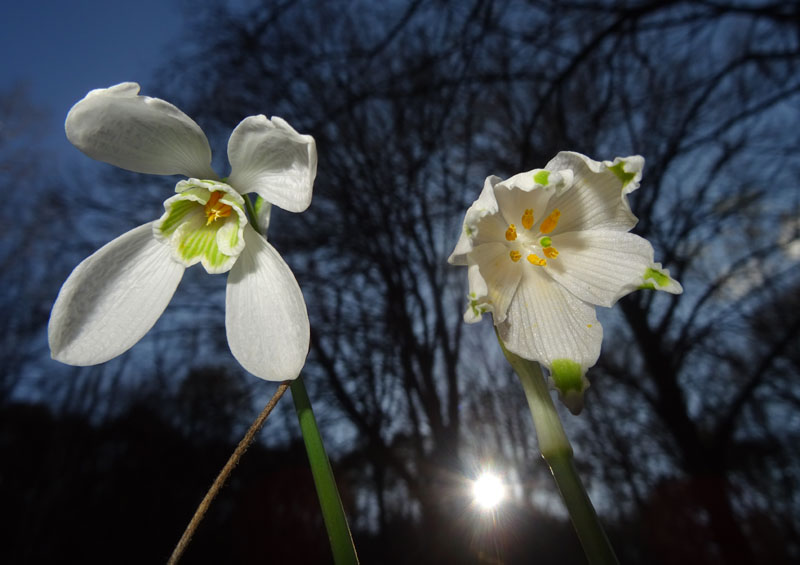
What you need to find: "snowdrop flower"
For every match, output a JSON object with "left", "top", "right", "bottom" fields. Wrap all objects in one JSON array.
[
  {"left": 449, "top": 152, "right": 681, "bottom": 413},
  {"left": 49, "top": 83, "right": 317, "bottom": 381}
]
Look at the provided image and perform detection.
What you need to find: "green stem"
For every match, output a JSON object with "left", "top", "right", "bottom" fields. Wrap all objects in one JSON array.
[
  {"left": 243, "top": 195, "right": 357, "bottom": 564},
  {"left": 499, "top": 339, "right": 618, "bottom": 565},
  {"left": 291, "top": 377, "right": 359, "bottom": 565}
]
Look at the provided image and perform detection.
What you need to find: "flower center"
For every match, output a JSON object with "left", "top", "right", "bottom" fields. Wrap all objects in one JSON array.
[
  {"left": 205, "top": 191, "right": 233, "bottom": 225},
  {"left": 506, "top": 208, "right": 560, "bottom": 267},
  {"left": 154, "top": 179, "right": 248, "bottom": 275}
]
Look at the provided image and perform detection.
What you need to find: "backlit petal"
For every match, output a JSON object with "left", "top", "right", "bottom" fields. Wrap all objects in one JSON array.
[
  {"left": 546, "top": 230, "right": 656, "bottom": 307},
  {"left": 493, "top": 174, "right": 556, "bottom": 229},
  {"left": 544, "top": 152, "right": 641, "bottom": 234},
  {"left": 227, "top": 115, "right": 317, "bottom": 212},
  {"left": 497, "top": 269, "right": 602, "bottom": 376},
  {"left": 65, "top": 82, "right": 216, "bottom": 178},
  {"left": 49, "top": 223, "right": 185, "bottom": 365},
  {"left": 448, "top": 175, "right": 501, "bottom": 265},
  {"left": 471, "top": 242, "right": 523, "bottom": 324},
  {"left": 225, "top": 226, "right": 309, "bottom": 381}
]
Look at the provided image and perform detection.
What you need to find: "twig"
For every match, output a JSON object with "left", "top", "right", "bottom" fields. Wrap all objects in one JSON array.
[{"left": 167, "top": 381, "right": 291, "bottom": 565}]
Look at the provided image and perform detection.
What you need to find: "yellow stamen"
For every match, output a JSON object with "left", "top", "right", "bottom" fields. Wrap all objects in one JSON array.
[
  {"left": 540, "top": 208, "right": 561, "bottom": 234},
  {"left": 521, "top": 209, "right": 534, "bottom": 230},
  {"left": 543, "top": 246, "right": 559, "bottom": 259},
  {"left": 509, "top": 250, "right": 521, "bottom": 262},
  {"left": 527, "top": 254, "right": 546, "bottom": 267},
  {"left": 205, "top": 192, "right": 233, "bottom": 225},
  {"left": 505, "top": 224, "right": 517, "bottom": 241}
]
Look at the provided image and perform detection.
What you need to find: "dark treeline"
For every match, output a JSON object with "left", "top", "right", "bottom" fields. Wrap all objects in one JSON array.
[{"left": 3, "top": 0, "right": 800, "bottom": 563}]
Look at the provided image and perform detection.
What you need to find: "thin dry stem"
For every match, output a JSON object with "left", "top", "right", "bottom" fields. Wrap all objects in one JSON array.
[{"left": 167, "top": 381, "right": 290, "bottom": 565}]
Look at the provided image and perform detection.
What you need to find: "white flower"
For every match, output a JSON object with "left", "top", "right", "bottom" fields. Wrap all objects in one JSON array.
[
  {"left": 48, "top": 83, "right": 317, "bottom": 381},
  {"left": 449, "top": 152, "right": 682, "bottom": 413}
]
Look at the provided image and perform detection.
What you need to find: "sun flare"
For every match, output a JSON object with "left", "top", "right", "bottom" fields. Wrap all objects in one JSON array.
[{"left": 473, "top": 472, "right": 505, "bottom": 510}]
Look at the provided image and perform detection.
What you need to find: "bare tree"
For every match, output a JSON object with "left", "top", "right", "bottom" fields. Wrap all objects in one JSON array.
[{"left": 8, "top": 0, "right": 799, "bottom": 562}]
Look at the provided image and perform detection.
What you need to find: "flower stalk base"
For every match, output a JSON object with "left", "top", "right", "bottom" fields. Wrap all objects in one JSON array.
[
  {"left": 291, "top": 377, "right": 360, "bottom": 565},
  {"left": 499, "top": 336, "right": 619, "bottom": 565}
]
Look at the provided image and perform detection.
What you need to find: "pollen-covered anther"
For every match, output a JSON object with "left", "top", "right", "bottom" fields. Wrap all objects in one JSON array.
[
  {"left": 204, "top": 191, "right": 233, "bottom": 225},
  {"left": 527, "top": 254, "right": 546, "bottom": 267},
  {"left": 505, "top": 224, "right": 518, "bottom": 241},
  {"left": 540, "top": 209, "right": 561, "bottom": 234},
  {"left": 509, "top": 250, "right": 521, "bottom": 262},
  {"left": 521, "top": 209, "right": 534, "bottom": 230},
  {"left": 543, "top": 246, "right": 559, "bottom": 259}
]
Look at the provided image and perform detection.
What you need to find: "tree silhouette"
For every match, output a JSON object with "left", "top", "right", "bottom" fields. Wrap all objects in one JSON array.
[{"left": 3, "top": 1, "right": 800, "bottom": 563}]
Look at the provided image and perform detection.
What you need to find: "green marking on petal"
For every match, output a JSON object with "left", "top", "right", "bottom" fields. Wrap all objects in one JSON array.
[
  {"left": 550, "top": 359, "right": 583, "bottom": 393},
  {"left": 158, "top": 200, "right": 198, "bottom": 236},
  {"left": 533, "top": 170, "right": 550, "bottom": 185},
  {"left": 230, "top": 222, "right": 239, "bottom": 249},
  {"left": 608, "top": 161, "right": 635, "bottom": 187},
  {"left": 156, "top": 179, "right": 248, "bottom": 274},
  {"left": 643, "top": 267, "right": 670, "bottom": 288}
]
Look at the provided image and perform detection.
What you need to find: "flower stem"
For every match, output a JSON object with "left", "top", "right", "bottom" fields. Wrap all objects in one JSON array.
[
  {"left": 498, "top": 338, "right": 619, "bottom": 565},
  {"left": 167, "top": 382, "right": 290, "bottom": 565},
  {"left": 245, "top": 195, "right": 358, "bottom": 564},
  {"left": 290, "top": 376, "right": 360, "bottom": 565}
]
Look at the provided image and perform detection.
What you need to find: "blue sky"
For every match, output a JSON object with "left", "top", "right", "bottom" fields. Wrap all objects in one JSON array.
[{"left": 1, "top": 0, "right": 184, "bottom": 161}]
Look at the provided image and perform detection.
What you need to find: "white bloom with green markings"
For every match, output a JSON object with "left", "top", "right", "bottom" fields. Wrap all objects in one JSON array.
[
  {"left": 449, "top": 152, "right": 681, "bottom": 413},
  {"left": 49, "top": 83, "right": 317, "bottom": 381}
]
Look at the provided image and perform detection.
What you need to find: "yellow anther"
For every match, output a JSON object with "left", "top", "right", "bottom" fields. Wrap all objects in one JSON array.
[
  {"left": 527, "top": 254, "right": 547, "bottom": 267},
  {"left": 205, "top": 191, "right": 233, "bottom": 225},
  {"left": 521, "top": 209, "right": 534, "bottom": 230},
  {"left": 540, "top": 208, "right": 561, "bottom": 234},
  {"left": 505, "top": 224, "right": 518, "bottom": 241},
  {"left": 543, "top": 246, "right": 559, "bottom": 259},
  {"left": 509, "top": 250, "right": 522, "bottom": 262}
]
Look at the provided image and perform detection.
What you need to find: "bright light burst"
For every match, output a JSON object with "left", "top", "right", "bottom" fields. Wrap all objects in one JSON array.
[{"left": 472, "top": 472, "right": 505, "bottom": 510}]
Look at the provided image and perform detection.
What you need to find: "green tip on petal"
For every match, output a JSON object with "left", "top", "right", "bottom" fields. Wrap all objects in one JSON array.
[
  {"left": 550, "top": 359, "right": 588, "bottom": 415},
  {"left": 643, "top": 267, "right": 670, "bottom": 287},
  {"left": 608, "top": 161, "right": 636, "bottom": 188},
  {"left": 533, "top": 170, "right": 550, "bottom": 185},
  {"left": 640, "top": 264, "right": 683, "bottom": 294}
]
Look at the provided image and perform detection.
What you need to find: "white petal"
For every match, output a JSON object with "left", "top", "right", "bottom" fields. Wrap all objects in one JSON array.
[
  {"left": 497, "top": 269, "right": 602, "bottom": 374},
  {"left": 49, "top": 223, "right": 184, "bottom": 365},
  {"left": 546, "top": 230, "right": 656, "bottom": 307},
  {"left": 225, "top": 225, "right": 309, "bottom": 380},
  {"left": 227, "top": 115, "right": 317, "bottom": 212},
  {"left": 493, "top": 173, "right": 555, "bottom": 228},
  {"left": 471, "top": 242, "right": 523, "bottom": 324},
  {"left": 544, "top": 152, "right": 641, "bottom": 234},
  {"left": 463, "top": 263, "right": 490, "bottom": 323},
  {"left": 65, "top": 82, "right": 216, "bottom": 178},
  {"left": 448, "top": 175, "right": 502, "bottom": 265}
]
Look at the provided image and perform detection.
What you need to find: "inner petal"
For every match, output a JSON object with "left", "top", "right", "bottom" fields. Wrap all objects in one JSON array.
[{"left": 154, "top": 179, "right": 248, "bottom": 274}]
